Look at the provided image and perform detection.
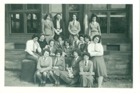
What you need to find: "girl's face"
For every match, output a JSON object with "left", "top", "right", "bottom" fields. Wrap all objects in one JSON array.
[
  {"left": 40, "top": 35, "right": 45, "bottom": 40},
  {"left": 80, "top": 36, "right": 84, "bottom": 41},
  {"left": 44, "top": 51, "right": 49, "bottom": 57},
  {"left": 47, "top": 15, "right": 51, "bottom": 20},
  {"left": 56, "top": 53, "right": 61, "bottom": 57},
  {"left": 92, "top": 17, "right": 96, "bottom": 22},
  {"left": 57, "top": 14, "right": 61, "bottom": 20},
  {"left": 50, "top": 41, "right": 54, "bottom": 46},
  {"left": 73, "top": 51, "right": 78, "bottom": 57},
  {"left": 84, "top": 55, "right": 89, "bottom": 61},
  {"left": 73, "top": 15, "right": 77, "bottom": 20},
  {"left": 85, "top": 38, "right": 89, "bottom": 43},
  {"left": 65, "top": 42, "right": 69, "bottom": 46},
  {"left": 74, "top": 36, "right": 78, "bottom": 41},
  {"left": 58, "top": 37, "right": 62, "bottom": 41},
  {"left": 33, "top": 37, "right": 38, "bottom": 42},
  {"left": 93, "top": 37, "right": 100, "bottom": 43}
]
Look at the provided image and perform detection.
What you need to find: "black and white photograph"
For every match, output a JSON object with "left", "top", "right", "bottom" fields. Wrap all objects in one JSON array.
[{"left": 4, "top": 4, "right": 134, "bottom": 88}]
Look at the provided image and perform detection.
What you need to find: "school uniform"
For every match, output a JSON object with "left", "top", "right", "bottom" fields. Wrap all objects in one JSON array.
[
  {"left": 68, "top": 20, "right": 81, "bottom": 44},
  {"left": 79, "top": 60, "right": 94, "bottom": 87},
  {"left": 60, "top": 56, "right": 82, "bottom": 84}
]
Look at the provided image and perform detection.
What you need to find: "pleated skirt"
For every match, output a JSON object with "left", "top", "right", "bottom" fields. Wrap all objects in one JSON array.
[{"left": 91, "top": 56, "right": 107, "bottom": 77}]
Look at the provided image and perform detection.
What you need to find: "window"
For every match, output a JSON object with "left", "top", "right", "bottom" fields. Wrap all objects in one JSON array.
[
  {"left": 68, "top": 4, "right": 80, "bottom": 21},
  {"left": 90, "top": 4, "right": 127, "bottom": 34},
  {"left": 8, "top": 4, "right": 41, "bottom": 34}
]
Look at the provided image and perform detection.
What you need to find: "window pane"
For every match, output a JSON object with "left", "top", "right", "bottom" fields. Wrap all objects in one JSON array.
[
  {"left": 110, "top": 12, "right": 126, "bottom": 33},
  {"left": 27, "top": 4, "right": 40, "bottom": 9},
  {"left": 111, "top": 4, "right": 126, "bottom": 9},
  {"left": 11, "top": 4, "right": 23, "bottom": 10},
  {"left": 90, "top": 4, "right": 107, "bottom": 10},
  {"left": 26, "top": 13, "right": 40, "bottom": 33},
  {"left": 10, "top": 14, "right": 24, "bottom": 33},
  {"left": 69, "top": 4, "right": 80, "bottom": 11},
  {"left": 91, "top": 12, "right": 107, "bottom": 33}
]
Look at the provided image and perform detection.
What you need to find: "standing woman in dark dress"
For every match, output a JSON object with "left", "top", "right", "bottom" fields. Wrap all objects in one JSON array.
[
  {"left": 38, "top": 34, "right": 48, "bottom": 51},
  {"left": 78, "top": 34, "right": 85, "bottom": 52},
  {"left": 53, "top": 13, "right": 64, "bottom": 40},
  {"left": 42, "top": 14, "right": 55, "bottom": 43},
  {"left": 87, "top": 35, "right": 107, "bottom": 88}
]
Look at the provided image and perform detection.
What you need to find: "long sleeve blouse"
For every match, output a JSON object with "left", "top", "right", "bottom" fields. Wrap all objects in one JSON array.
[{"left": 87, "top": 42, "right": 104, "bottom": 56}]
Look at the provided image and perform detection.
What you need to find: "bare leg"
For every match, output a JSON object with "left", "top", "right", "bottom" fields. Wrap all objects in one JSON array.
[
  {"left": 98, "top": 76, "right": 103, "bottom": 88},
  {"left": 49, "top": 71, "right": 57, "bottom": 85},
  {"left": 42, "top": 72, "right": 47, "bottom": 84},
  {"left": 36, "top": 71, "right": 43, "bottom": 85}
]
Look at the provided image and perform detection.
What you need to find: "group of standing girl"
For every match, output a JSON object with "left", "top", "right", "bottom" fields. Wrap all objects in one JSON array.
[{"left": 25, "top": 13, "right": 107, "bottom": 88}]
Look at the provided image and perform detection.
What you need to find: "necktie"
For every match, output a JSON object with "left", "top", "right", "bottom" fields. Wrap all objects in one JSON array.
[{"left": 85, "top": 61, "right": 88, "bottom": 66}]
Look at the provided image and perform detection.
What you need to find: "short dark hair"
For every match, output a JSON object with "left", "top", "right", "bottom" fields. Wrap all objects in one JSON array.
[
  {"left": 79, "top": 34, "right": 84, "bottom": 39},
  {"left": 57, "top": 36, "right": 63, "bottom": 40},
  {"left": 32, "top": 34, "right": 39, "bottom": 39},
  {"left": 82, "top": 52, "right": 90, "bottom": 58},
  {"left": 55, "top": 49, "right": 62, "bottom": 55},
  {"left": 84, "top": 35, "right": 91, "bottom": 41},
  {"left": 44, "top": 13, "right": 52, "bottom": 20},
  {"left": 72, "top": 49, "right": 81, "bottom": 56},
  {"left": 64, "top": 39, "right": 71, "bottom": 46},
  {"left": 90, "top": 13, "right": 98, "bottom": 22},
  {"left": 39, "top": 33, "right": 45, "bottom": 38},
  {"left": 49, "top": 39, "right": 55, "bottom": 44},
  {"left": 92, "top": 35, "right": 101, "bottom": 43},
  {"left": 42, "top": 49, "right": 50, "bottom": 55}
]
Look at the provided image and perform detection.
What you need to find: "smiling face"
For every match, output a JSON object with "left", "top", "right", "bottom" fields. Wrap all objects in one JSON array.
[
  {"left": 73, "top": 51, "right": 78, "bottom": 58},
  {"left": 92, "top": 17, "right": 96, "bottom": 22},
  {"left": 80, "top": 36, "right": 84, "bottom": 41},
  {"left": 58, "top": 37, "right": 62, "bottom": 41},
  {"left": 33, "top": 37, "right": 38, "bottom": 42},
  {"left": 47, "top": 15, "right": 51, "bottom": 20},
  {"left": 44, "top": 51, "right": 49, "bottom": 57},
  {"left": 83, "top": 55, "right": 89, "bottom": 61},
  {"left": 56, "top": 52, "right": 61, "bottom": 57},
  {"left": 40, "top": 35, "right": 45, "bottom": 40},
  {"left": 57, "top": 14, "right": 61, "bottom": 20},
  {"left": 73, "top": 14, "right": 77, "bottom": 20},
  {"left": 49, "top": 40, "right": 54, "bottom": 46},
  {"left": 93, "top": 36, "right": 100, "bottom": 43}
]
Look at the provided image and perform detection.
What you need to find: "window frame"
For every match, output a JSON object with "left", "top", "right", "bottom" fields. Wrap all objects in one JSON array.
[
  {"left": 89, "top": 4, "right": 128, "bottom": 34},
  {"left": 7, "top": 4, "right": 41, "bottom": 35}
]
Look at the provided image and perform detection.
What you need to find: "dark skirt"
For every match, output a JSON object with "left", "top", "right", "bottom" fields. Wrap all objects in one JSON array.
[{"left": 91, "top": 56, "right": 107, "bottom": 77}]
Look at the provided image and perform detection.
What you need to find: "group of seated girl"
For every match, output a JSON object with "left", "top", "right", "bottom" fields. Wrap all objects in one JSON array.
[{"left": 25, "top": 33, "right": 107, "bottom": 88}]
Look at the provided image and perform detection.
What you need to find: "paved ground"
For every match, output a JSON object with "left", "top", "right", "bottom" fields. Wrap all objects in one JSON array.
[
  {"left": 5, "top": 49, "right": 133, "bottom": 88},
  {"left": 5, "top": 70, "right": 132, "bottom": 88}
]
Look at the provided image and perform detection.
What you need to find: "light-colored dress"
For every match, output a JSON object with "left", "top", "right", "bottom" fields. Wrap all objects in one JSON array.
[
  {"left": 68, "top": 20, "right": 81, "bottom": 44},
  {"left": 51, "top": 56, "right": 65, "bottom": 76},
  {"left": 89, "top": 22, "right": 101, "bottom": 39},
  {"left": 87, "top": 42, "right": 107, "bottom": 77},
  {"left": 36, "top": 56, "right": 52, "bottom": 77},
  {"left": 42, "top": 19, "right": 54, "bottom": 43}
]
